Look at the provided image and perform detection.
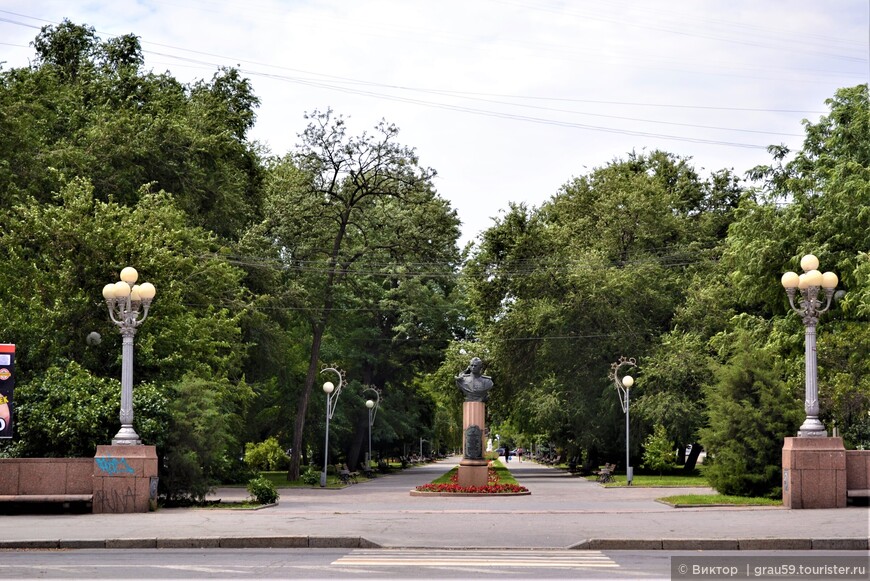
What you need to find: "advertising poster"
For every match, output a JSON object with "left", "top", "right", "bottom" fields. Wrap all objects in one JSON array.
[{"left": 0, "top": 344, "right": 14, "bottom": 438}]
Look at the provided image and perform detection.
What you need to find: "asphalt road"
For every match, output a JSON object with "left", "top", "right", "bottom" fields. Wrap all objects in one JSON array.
[{"left": 0, "top": 548, "right": 867, "bottom": 580}]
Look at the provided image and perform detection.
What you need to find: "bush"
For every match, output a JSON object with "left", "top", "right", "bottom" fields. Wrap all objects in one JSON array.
[
  {"left": 301, "top": 467, "right": 320, "bottom": 485},
  {"left": 642, "top": 424, "right": 676, "bottom": 475},
  {"left": 244, "top": 437, "right": 289, "bottom": 471},
  {"left": 247, "top": 476, "right": 279, "bottom": 504},
  {"left": 843, "top": 412, "right": 870, "bottom": 450},
  {"left": 700, "top": 348, "right": 801, "bottom": 498},
  {"left": 2, "top": 361, "right": 169, "bottom": 458},
  {"left": 161, "top": 374, "right": 245, "bottom": 504}
]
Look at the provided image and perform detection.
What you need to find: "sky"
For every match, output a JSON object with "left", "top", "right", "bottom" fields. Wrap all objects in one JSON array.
[{"left": 1, "top": 1, "right": 868, "bottom": 247}]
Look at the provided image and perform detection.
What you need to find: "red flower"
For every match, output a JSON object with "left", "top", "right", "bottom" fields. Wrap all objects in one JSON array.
[{"left": 415, "top": 468, "right": 528, "bottom": 494}]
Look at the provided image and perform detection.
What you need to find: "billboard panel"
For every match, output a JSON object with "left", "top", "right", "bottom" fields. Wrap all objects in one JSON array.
[{"left": 0, "top": 344, "right": 15, "bottom": 438}]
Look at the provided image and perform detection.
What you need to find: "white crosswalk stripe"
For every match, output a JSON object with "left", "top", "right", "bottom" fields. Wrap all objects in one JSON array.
[{"left": 334, "top": 549, "right": 618, "bottom": 569}]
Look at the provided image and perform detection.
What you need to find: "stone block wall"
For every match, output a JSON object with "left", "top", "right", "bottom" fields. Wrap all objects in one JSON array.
[
  {"left": 845, "top": 450, "right": 870, "bottom": 498},
  {"left": 0, "top": 458, "right": 93, "bottom": 498}
]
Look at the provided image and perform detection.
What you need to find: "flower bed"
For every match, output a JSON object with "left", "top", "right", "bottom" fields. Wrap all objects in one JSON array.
[{"left": 414, "top": 467, "right": 529, "bottom": 494}]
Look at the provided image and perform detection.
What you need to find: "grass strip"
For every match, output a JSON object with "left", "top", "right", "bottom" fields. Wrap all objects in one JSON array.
[
  {"left": 659, "top": 494, "right": 782, "bottom": 506},
  {"left": 586, "top": 473, "right": 710, "bottom": 487},
  {"left": 427, "top": 461, "right": 521, "bottom": 486}
]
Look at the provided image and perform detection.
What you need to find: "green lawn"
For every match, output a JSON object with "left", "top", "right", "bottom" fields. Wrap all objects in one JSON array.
[
  {"left": 226, "top": 470, "right": 364, "bottom": 489},
  {"left": 581, "top": 467, "right": 783, "bottom": 506},
  {"left": 427, "top": 460, "right": 521, "bottom": 485},
  {"left": 659, "top": 494, "right": 782, "bottom": 506},
  {"left": 587, "top": 473, "right": 710, "bottom": 487}
]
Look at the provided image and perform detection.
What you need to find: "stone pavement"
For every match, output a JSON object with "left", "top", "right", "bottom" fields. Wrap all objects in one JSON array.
[{"left": 0, "top": 456, "right": 866, "bottom": 550}]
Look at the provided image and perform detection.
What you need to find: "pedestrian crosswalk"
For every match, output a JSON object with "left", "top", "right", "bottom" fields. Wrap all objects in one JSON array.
[{"left": 333, "top": 549, "right": 618, "bottom": 569}]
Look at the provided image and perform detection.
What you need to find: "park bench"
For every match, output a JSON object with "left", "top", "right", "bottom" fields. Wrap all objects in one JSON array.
[
  {"left": 595, "top": 463, "right": 616, "bottom": 483},
  {"left": 338, "top": 465, "right": 359, "bottom": 485}
]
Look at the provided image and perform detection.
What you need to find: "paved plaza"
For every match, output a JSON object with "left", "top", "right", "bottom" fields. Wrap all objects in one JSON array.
[{"left": 0, "top": 457, "right": 866, "bottom": 550}]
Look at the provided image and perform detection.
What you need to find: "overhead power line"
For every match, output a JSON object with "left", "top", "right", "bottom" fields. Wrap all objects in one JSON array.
[{"left": 0, "top": 8, "right": 835, "bottom": 150}]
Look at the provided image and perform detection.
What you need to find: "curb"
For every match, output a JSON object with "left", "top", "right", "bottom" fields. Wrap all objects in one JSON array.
[
  {"left": 0, "top": 537, "right": 382, "bottom": 550},
  {"left": 0, "top": 537, "right": 866, "bottom": 551},
  {"left": 569, "top": 538, "right": 870, "bottom": 551}
]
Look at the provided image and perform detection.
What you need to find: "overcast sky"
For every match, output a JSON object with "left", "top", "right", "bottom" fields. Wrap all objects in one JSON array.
[{"left": 2, "top": 1, "right": 868, "bottom": 246}]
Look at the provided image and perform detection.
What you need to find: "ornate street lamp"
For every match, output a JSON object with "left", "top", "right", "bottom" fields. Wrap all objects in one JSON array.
[
  {"left": 781, "top": 254, "right": 839, "bottom": 437},
  {"left": 611, "top": 356, "right": 636, "bottom": 485},
  {"left": 101, "top": 267, "right": 156, "bottom": 445},
  {"left": 363, "top": 385, "right": 380, "bottom": 469},
  {"left": 320, "top": 365, "right": 346, "bottom": 487}
]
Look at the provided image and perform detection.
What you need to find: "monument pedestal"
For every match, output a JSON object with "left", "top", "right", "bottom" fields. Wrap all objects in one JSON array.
[
  {"left": 458, "top": 459, "right": 489, "bottom": 488},
  {"left": 458, "top": 401, "right": 489, "bottom": 488},
  {"left": 782, "top": 437, "right": 846, "bottom": 509},
  {"left": 93, "top": 445, "right": 158, "bottom": 513}
]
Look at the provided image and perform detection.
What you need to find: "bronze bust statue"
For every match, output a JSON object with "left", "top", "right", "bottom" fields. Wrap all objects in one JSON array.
[{"left": 456, "top": 357, "right": 494, "bottom": 403}]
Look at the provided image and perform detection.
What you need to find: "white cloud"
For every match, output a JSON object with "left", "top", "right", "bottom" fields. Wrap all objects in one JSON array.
[{"left": 2, "top": 0, "right": 867, "bottom": 245}]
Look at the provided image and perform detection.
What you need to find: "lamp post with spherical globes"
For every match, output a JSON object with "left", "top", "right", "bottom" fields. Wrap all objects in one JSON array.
[
  {"left": 781, "top": 254, "right": 839, "bottom": 437},
  {"left": 319, "top": 366, "right": 346, "bottom": 487},
  {"left": 101, "top": 267, "right": 156, "bottom": 445},
  {"left": 363, "top": 386, "right": 380, "bottom": 470},
  {"left": 612, "top": 356, "right": 637, "bottom": 485}
]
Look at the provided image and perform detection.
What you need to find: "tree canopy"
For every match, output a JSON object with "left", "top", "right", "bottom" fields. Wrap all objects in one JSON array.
[{"left": 1, "top": 19, "right": 867, "bottom": 500}]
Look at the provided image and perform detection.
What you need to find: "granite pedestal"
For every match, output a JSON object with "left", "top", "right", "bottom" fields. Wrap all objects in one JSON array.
[
  {"left": 92, "top": 445, "right": 158, "bottom": 513},
  {"left": 458, "top": 401, "right": 489, "bottom": 488},
  {"left": 782, "top": 437, "right": 847, "bottom": 509}
]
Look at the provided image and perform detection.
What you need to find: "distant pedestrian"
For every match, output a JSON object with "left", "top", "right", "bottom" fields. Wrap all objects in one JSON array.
[{"left": 517, "top": 447, "right": 524, "bottom": 462}]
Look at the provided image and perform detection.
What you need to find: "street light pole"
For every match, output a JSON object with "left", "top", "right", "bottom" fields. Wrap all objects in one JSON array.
[
  {"left": 101, "top": 267, "right": 156, "bottom": 446},
  {"left": 612, "top": 356, "right": 636, "bottom": 485},
  {"left": 781, "top": 254, "right": 839, "bottom": 437},
  {"left": 363, "top": 385, "right": 380, "bottom": 469},
  {"left": 320, "top": 366, "right": 346, "bottom": 487}
]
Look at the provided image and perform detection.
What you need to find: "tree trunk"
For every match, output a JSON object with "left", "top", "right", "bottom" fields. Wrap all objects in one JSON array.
[
  {"left": 348, "top": 413, "right": 368, "bottom": 470},
  {"left": 288, "top": 324, "right": 325, "bottom": 481},
  {"left": 683, "top": 442, "right": 704, "bottom": 472}
]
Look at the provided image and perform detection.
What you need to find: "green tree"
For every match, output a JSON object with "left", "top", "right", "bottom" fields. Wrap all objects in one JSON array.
[
  {"left": 162, "top": 374, "right": 252, "bottom": 503},
  {"left": 1, "top": 21, "right": 264, "bottom": 238},
  {"left": 463, "top": 151, "right": 737, "bottom": 465},
  {"left": 248, "top": 110, "right": 461, "bottom": 478},
  {"left": 31, "top": 19, "right": 98, "bottom": 82},
  {"left": 700, "top": 336, "right": 802, "bottom": 497},
  {"left": 1, "top": 361, "right": 168, "bottom": 459},
  {"left": 641, "top": 423, "right": 675, "bottom": 475},
  {"left": 731, "top": 84, "right": 870, "bottom": 438},
  {"left": 0, "top": 178, "right": 253, "bottom": 498},
  {"left": 633, "top": 332, "right": 711, "bottom": 471},
  {"left": 0, "top": 179, "right": 248, "bottom": 382}
]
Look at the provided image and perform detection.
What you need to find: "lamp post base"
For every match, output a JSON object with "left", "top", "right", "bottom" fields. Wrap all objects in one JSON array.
[
  {"left": 798, "top": 417, "right": 828, "bottom": 437},
  {"left": 112, "top": 425, "right": 142, "bottom": 446}
]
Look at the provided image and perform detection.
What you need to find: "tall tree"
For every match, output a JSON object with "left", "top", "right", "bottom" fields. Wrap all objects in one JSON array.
[
  {"left": 728, "top": 84, "right": 870, "bottom": 436},
  {"left": 463, "top": 151, "right": 742, "bottom": 465},
  {"left": 249, "top": 110, "right": 460, "bottom": 478},
  {"left": 0, "top": 20, "right": 264, "bottom": 239},
  {"left": 0, "top": 178, "right": 254, "bottom": 498}
]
